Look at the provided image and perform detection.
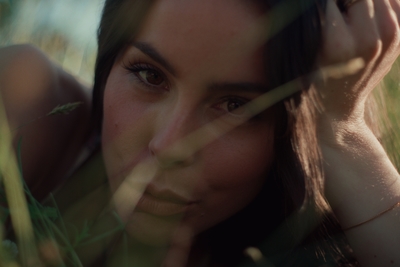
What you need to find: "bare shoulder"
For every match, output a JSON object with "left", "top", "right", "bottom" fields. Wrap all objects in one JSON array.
[
  {"left": 0, "top": 44, "right": 91, "bottom": 119},
  {"left": 0, "top": 44, "right": 92, "bottom": 200}
]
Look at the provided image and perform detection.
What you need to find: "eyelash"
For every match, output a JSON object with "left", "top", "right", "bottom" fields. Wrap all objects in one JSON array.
[
  {"left": 123, "top": 61, "right": 168, "bottom": 90},
  {"left": 216, "top": 96, "right": 247, "bottom": 112},
  {"left": 217, "top": 96, "right": 263, "bottom": 121}
]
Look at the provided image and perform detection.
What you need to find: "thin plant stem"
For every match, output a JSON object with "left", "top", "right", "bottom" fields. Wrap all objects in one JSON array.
[{"left": 0, "top": 92, "right": 40, "bottom": 266}]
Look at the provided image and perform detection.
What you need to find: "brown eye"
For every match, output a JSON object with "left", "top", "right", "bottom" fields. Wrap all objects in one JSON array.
[
  {"left": 227, "top": 101, "right": 242, "bottom": 112},
  {"left": 226, "top": 99, "right": 246, "bottom": 115},
  {"left": 138, "top": 70, "right": 164, "bottom": 85}
]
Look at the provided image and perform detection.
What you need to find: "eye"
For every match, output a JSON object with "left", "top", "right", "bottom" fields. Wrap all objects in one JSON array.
[
  {"left": 226, "top": 100, "right": 244, "bottom": 113},
  {"left": 216, "top": 97, "right": 248, "bottom": 116},
  {"left": 123, "top": 62, "right": 168, "bottom": 89},
  {"left": 137, "top": 69, "right": 164, "bottom": 86}
]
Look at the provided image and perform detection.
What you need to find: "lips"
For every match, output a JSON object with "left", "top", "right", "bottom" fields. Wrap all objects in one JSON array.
[{"left": 136, "top": 186, "right": 196, "bottom": 216}]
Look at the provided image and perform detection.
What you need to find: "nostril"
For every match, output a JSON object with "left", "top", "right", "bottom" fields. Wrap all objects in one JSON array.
[
  {"left": 150, "top": 145, "right": 194, "bottom": 169},
  {"left": 160, "top": 158, "right": 186, "bottom": 169}
]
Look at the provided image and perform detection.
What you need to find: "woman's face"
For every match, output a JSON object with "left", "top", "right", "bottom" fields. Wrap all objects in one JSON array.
[{"left": 102, "top": 0, "right": 275, "bottom": 245}]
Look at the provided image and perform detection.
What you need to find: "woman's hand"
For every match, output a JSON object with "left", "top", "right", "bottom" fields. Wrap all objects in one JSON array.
[{"left": 316, "top": 0, "right": 400, "bottom": 122}]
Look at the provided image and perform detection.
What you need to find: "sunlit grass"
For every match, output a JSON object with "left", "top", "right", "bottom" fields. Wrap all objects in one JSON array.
[
  {"left": 0, "top": 93, "right": 40, "bottom": 266},
  {"left": 0, "top": 97, "right": 125, "bottom": 266},
  {"left": 377, "top": 60, "right": 400, "bottom": 170}
]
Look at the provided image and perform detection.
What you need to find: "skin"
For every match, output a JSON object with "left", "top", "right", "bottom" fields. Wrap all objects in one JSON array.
[{"left": 102, "top": 0, "right": 276, "bottom": 246}]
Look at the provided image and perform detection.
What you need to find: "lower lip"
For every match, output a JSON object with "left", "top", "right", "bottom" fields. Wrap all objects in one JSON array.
[{"left": 136, "top": 193, "right": 193, "bottom": 216}]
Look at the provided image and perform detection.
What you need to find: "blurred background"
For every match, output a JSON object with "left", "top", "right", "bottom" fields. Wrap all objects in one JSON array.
[{"left": 0, "top": 0, "right": 103, "bottom": 85}]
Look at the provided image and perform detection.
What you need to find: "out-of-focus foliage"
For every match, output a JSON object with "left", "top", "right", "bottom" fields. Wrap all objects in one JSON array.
[
  {"left": 376, "top": 61, "right": 400, "bottom": 170},
  {"left": 0, "top": 0, "right": 11, "bottom": 28},
  {"left": 0, "top": 0, "right": 103, "bottom": 85}
]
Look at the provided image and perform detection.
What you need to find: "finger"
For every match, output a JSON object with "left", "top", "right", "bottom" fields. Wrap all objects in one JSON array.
[
  {"left": 346, "top": 0, "right": 380, "bottom": 60},
  {"left": 374, "top": 0, "right": 398, "bottom": 38},
  {"left": 162, "top": 225, "right": 193, "bottom": 267},
  {"left": 388, "top": 0, "right": 400, "bottom": 48},
  {"left": 319, "top": 0, "right": 355, "bottom": 65},
  {"left": 389, "top": 0, "right": 400, "bottom": 23},
  {"left": 369, "top": 0, "right": 400, "bottom": 83},
  {"left": 345, "top": 0, "right": 374, "bottom": 18}
]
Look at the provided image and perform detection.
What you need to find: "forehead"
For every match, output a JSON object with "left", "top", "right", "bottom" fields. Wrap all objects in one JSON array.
[
  {"left": 139, "top": 0, "right": 263, "bottom": 37},
  {"left": 135, "top": 0, "right": 267, "bottom": 82}
]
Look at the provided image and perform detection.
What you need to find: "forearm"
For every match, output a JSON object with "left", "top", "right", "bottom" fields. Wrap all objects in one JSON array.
[{"left": 321, "top": 118, "right": 400, "bottom": 266}]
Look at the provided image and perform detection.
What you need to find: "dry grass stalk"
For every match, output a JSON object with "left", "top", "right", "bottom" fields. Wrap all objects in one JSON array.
[{"left": 0, "top": 93, "right": 41, "bottom": 266}]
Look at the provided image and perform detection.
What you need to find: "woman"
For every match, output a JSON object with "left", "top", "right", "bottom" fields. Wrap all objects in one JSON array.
[{"left": 1, "top": 0, "right": 400, "bottom": 266}]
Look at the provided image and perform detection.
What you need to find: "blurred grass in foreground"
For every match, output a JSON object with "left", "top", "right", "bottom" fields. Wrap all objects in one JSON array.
[{"left": 376, "top": 60, "right": 400, "bottom": 170}]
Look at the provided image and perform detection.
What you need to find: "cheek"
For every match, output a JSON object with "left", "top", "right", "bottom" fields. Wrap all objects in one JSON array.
[
  {"left": 204, "top": 127, "right": 274, "bottom": 189},
  {"left": 102, "top": 73, "right": 128, "bottom": 144},
  {"left": 101, "top": 76, "right": 154, "bottom": 190},
  {"left": 102, "top": 98, "right": 121, "bottom": 146},
  {"left": 189, "top": 126, "right": 275, "bottom": 232},
  {"left": 102, "top": 73, "right": 147, "bottom": 143}
]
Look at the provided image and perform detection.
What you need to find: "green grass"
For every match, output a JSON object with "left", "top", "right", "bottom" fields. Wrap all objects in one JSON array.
[{"left": 0, "top": 105, "right": 125, "bottom": 266}]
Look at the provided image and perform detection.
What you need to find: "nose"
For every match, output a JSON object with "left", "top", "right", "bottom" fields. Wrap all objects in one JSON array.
[{"left": 148, "top": 104, "right": 198, "bottom": 169}]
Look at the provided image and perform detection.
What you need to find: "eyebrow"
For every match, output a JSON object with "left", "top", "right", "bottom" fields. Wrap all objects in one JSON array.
[
  {"left": 209, "top": 82, "right": 270, "bottom": 94},
  {"left": 132, "top": 42, "right": 177, "bottom": 75},
  {"left": 131, "top": 42, "right": 269, "bottom": 94}
]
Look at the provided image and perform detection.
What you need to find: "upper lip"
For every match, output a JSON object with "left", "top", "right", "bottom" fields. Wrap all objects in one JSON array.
[{"left": 145, "top": 183, "right": 195, "bottom": 204}]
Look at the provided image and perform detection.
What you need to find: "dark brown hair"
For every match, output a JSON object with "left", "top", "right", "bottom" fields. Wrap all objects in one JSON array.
[{"left": 91, "top": 0, "right": 355, "bottom": 265}]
